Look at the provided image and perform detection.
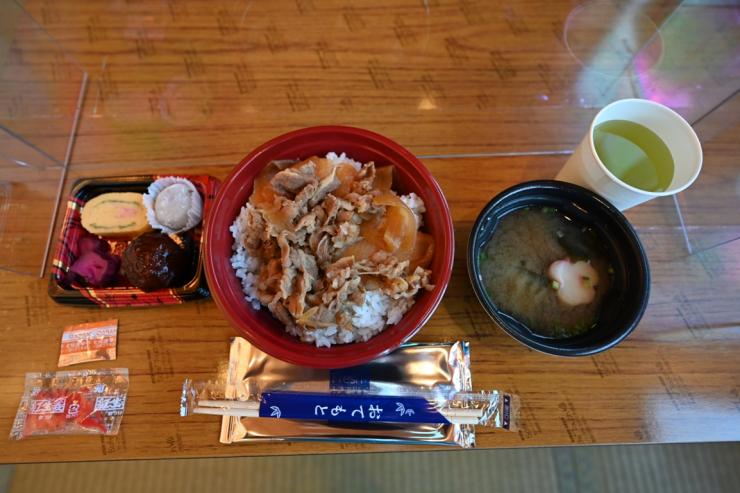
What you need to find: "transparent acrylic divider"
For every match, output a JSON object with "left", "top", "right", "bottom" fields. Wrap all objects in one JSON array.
[
  {"left": 643, "top": 2, "right": 740, "bottom": 255},
  {"left": 0, "top": 1, "right": 87, "bottom": 276},
  {"left": 565, "top": 0, "right": 740, "bottom": 256},
  {"left": 2, "top": 0, "right": 735, "bottom": 276},
  {"left": 15, "top": 0, "right": 731, "bottom": 161}
]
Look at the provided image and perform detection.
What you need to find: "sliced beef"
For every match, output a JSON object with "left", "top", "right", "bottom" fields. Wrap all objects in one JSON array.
[
  {"left": 309, "top": 166, "right": 340, "bottom": 207},
  {"left": 315, "top": 235, "right": 332, "bottom": 265},
  {"left": 241, "top": 157, "right": 433, "bottom": 343},
  {"left": 270, "top": 161, "right": 317, "bottom": 195},
  {"left": 332, "top": 221, "right": 360, "bottom": 250}
]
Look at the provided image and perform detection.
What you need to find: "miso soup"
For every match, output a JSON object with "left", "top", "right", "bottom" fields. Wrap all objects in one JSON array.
[{"left": 478, "top": 207, "right": 612, "bottom": 338}]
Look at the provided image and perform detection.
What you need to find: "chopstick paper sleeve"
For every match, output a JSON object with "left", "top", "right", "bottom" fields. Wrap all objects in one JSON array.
[{"left": 259, "top": 391, "right": 451, "bottom": 424}]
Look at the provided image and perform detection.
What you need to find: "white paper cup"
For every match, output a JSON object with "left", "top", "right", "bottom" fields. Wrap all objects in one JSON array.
[{"left": 556, "top": 98, "right": 702, "bottom": 210}]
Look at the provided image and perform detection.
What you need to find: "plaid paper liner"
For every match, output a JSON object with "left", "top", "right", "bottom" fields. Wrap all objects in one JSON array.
[{"left": 49, "top": 175, "right": 218, "bottom": 307}]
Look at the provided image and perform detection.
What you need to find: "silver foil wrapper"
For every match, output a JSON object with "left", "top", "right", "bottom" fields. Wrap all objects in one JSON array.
[{"left": 219, "top": 338, "right": 474, "bottom": 447}]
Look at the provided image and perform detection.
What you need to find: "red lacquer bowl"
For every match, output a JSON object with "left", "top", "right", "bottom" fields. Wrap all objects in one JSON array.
[{"left": 204, "top": 126, "right": 454, "bottom": 368}]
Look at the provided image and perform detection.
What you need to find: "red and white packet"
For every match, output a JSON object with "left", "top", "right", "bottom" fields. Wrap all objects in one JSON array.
[
  {"left": 10, "top": 368, "right": 129, "bottom": 440},
  {"left": 58, "top": 319, "right": 118, "bottom": 367}
]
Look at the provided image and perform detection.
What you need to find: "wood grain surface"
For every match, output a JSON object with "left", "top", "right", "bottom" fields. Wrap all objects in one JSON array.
[{"left": 1, "top": 0, "right": 739, "bottom": 463}]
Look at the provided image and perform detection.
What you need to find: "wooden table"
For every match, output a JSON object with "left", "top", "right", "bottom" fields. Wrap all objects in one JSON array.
[{"left": 1, "top": 0, "right": 739, "bottom": 463}]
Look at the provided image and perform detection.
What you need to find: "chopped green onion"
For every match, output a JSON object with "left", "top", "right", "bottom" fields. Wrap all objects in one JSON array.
[{"left": 551, "top": 280, "right": 560, "bottom": 290}]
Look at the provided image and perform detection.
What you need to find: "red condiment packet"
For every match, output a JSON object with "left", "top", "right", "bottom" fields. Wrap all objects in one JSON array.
[
  {"left": 23, "top": 389, "right": 69, "bottom": 437},
  {"left": 10, "top": 369, "right": 129, "bottom": 440},
  {"left": 58, "top": 319, "right": 118, "bottom": 367}
]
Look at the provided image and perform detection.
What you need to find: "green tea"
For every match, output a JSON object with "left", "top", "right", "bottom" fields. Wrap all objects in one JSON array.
[{"left": 593, "top": 119, "right": 674, "bottom": 192}]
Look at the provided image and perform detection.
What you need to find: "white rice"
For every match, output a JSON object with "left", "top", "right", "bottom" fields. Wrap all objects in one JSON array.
[
  {"left": 325, "top": 151, "right": 362, "bottom": 171},
  {"left": 400, "top": 192, "right": 426, "bottom": 227},
  {"left": 229, "top": 203, "right": 261, "bottom": 310},
  {"left": 352, "top": 290, "right": 391, "bottom": 333},
  {"left": 299, "top": 290, "right": 392, "bottom": 348},
  {"left": 229, "top": 152, "right": 427, "bottom": 347}
]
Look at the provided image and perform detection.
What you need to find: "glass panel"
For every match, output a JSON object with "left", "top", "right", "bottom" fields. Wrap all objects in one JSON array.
[
  {"left": 22, "top": 0, "right": 735, "bottom": 161},
  {"left": 7, "top": 0, "right": 657, "bottom": 164},
  {"left": 14, "top": 0, "right": 739, "bottom": 262},
  {"left": 0, "top": 1, "right": 87, "bottom": 276},
  {"left": 571, "top": 0, "right": 740, "bottom": 255},
  {"left": 651, "top": 2, "right": 740, "bottom": 254}
]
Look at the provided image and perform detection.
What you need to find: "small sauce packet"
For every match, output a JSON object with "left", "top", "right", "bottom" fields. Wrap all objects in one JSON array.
[
  {"left": 10, "top": 368, "right": 129, "bottom": 440},
  {"left": 58, "top": 319, "right": 118, "bottom": 367}
]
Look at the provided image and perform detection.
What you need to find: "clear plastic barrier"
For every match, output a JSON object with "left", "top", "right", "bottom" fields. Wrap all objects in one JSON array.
[
  {"left": 0, "top": 1, "right": 86, "bottom": 275},
  {"left": 3, "top": 0, "right": 738, "bottom": 274}
]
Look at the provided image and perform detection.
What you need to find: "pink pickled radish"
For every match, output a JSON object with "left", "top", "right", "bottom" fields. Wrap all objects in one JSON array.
[{"left": 548, "top": 259, "right": 599, "bottom": 306}]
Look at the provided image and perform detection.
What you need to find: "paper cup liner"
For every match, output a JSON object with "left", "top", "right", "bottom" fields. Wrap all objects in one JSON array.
[{"left": 143, "top": 176, "right": 203, "bottom": 234}]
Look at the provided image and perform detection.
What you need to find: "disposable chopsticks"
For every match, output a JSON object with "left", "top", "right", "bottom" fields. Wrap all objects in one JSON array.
[{"left": 193, "top": 398, "right": 484, "bottom": 425}]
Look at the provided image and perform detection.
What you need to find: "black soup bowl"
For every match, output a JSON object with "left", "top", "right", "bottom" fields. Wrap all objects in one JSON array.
[{"left": 467, "top": 180, "right": 650, "bottom": 356}]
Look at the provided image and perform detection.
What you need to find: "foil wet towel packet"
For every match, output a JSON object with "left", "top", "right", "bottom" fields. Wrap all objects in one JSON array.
[
  {"left": 181, "top": 339, "right": 519, "bottom": 446},
  {"left": 217, "top": 337, "right": 476, "bottom": 447},
  {"left": 58, "top": 319, "right": 118, "bottom": 367}
]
